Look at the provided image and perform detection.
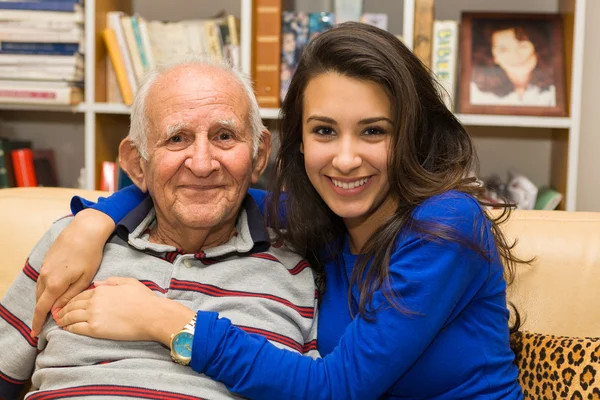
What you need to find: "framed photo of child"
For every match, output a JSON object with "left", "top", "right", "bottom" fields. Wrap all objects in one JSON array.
[{"left": 458, "top": 13, "right": 566, "bottom": 116}]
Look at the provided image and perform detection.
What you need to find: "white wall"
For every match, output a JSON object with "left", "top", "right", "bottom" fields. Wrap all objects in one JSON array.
[{"left": 577, "top": 0, "right": 600, "bottom": 211}]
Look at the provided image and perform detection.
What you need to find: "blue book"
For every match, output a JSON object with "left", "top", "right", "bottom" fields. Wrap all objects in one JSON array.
[
  {"left": 130, "top": 16, "right": 148, "bottom": 69},
  {"left": 0, "top": 1, "right": 81, "bottom": 12},
  {"left": 0, "top": 42, "right": 79, "bottom": 55}
]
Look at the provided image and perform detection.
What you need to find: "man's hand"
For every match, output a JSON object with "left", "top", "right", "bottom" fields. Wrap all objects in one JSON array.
[
  {"left": 32, "top": 209, "right": 115, "bottom": 336},
  {"left": 56, "top": 277, "right": 195, "bottom": 346}
]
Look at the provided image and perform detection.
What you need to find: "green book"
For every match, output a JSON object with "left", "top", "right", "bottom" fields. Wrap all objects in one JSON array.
[
  {"left": 0, "top": 139, "right": 9, "bottom": 188},
  {"left": 535, "top": 187, "right": 563, "bottom": 210}
]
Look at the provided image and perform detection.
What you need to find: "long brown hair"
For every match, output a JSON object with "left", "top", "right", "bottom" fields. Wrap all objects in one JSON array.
[
  {"left": 472, "top": 20, "right": 555, "bottom": 97},
  {"left": 268, "top": 22, "right": 522, "bottom": 329}
]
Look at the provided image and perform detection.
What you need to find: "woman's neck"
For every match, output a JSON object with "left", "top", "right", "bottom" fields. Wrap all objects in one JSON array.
[{"left": 344, "top": 196, "right": 398, "bottom": 254}]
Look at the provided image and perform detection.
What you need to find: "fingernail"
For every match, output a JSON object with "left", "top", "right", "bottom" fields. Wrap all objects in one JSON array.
[{"left": 30, "top": 330, "right": 37, "bottom": 337}]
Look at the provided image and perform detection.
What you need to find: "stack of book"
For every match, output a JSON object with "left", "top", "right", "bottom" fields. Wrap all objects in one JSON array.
[
  {"left": 0, "top": 0, "right": 84, "bottom": 105},
  {"left": 103, "top": 11, "right": 240, "bottom": 105}
]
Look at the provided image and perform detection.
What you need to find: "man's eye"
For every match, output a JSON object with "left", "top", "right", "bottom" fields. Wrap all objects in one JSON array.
[
  {"left": 218, "top": 132, "right": 233, "bottom": 140},
  {"left": 169, "top": 135, "right": 183, "bottom": 143}
]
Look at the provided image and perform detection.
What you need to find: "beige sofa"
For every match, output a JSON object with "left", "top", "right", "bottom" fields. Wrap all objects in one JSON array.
[{"left": 1, "top": 187, "right": 599, "bottom": 397}]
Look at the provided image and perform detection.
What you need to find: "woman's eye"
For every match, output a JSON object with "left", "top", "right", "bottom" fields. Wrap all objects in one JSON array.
[
  {"left": 314, "top": 127, "right": 334, "bottom": 135},
  {"left": 364, "top": 127, "right": 386, "bottom": 136}
]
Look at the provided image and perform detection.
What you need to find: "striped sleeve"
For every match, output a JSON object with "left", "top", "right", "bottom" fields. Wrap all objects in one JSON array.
[
  {"left": 0, "top": 224, "right": 60, "bottom": 399},
  {"left": 302, "top": 292, "right": 319, "bottom": 358}
]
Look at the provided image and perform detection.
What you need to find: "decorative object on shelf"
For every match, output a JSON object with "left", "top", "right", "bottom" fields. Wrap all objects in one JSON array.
[
  {"left": 431, "top": 20, "right": 459, "bottom": 111},
  {"left": 334, "top": 0, "right": 362, "bottom": 24},
  {"left": 459, "top": 12, "right": 566, "bottom": 117},
  {"left": 413, "top": 0, "right": 434, "bottom": 68}
]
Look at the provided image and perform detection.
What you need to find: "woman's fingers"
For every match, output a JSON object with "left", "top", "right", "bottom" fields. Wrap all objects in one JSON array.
[{"left": 58, "top": 308, "right": 89, "bottom": 328}]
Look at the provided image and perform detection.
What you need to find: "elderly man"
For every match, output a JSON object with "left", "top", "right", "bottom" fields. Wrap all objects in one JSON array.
[{"left": 0, "top": 59, "right": 317, "bottom": 400}]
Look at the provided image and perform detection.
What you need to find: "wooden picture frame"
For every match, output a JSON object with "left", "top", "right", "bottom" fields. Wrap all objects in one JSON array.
[{"left": 458, "top": 12, "right": 566, "bottom": 116}]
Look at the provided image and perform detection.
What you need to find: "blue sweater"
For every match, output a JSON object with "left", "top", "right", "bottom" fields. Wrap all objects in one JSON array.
[{"left": 73, "top": 186, "right": 522, "bottom": 399}]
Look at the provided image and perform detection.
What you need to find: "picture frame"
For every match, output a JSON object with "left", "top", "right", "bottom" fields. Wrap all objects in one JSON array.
[{"left": 458, "top": 12, "right": 566, "bottom": 117}]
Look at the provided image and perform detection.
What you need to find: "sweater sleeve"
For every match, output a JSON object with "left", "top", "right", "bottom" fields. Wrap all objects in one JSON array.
[
  {"left": 70, "top": 187, "right": 271, "bottom": 224},
  {"left": 190, "top": 194, "right": 493, "bottom": 400}
]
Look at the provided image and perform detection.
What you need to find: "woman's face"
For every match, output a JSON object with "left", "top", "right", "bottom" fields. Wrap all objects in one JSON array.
[
  {"left": 301, "top": 72, "right": 396, "bottom": 225},
  {"left": 491, "top": 28, "right": 537, "bottom": 75}
]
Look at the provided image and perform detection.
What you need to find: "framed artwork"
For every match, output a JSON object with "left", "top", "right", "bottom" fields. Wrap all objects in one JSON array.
[{"left": 458, "top": 13, "right": 566, "bottom": 116}]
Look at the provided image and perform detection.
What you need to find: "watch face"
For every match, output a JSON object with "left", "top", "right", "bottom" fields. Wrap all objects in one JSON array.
[{"left": 172, "top": 331, "right": 194, "bottom": 359}]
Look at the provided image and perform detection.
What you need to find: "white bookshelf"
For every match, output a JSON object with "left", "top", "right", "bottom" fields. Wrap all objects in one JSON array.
[{"left": 0, "top": 0, "right": 587, "bottom": 211}]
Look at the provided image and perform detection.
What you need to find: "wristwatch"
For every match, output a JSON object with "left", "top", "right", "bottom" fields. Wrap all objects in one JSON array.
[{"left": 170, "top": 315, "right": 197, "bottom": 365}]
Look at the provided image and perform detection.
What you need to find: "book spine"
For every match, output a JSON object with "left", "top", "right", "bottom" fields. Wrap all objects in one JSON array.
[
  {"left": 0, "top": 1, "right": 80, "bottom": 12},
  {"left": 413, "top": 0, "right": 434, "bottom": 68},
  {"left": 130, "top": 16, "right": 148, "bottom": 70},
  {"left": 108, "top": 12, "right": 137, "bottom": 92},
  {"left": 0, "top": 42, "right": 79, "bottom": 55},
  {"left": 103, "top": 28, "right": 133, "bottom": 105},
  {"left": 431, "top": 20, "right": 458, "bottom": 111},
  {"left": 137, "top": 17, "right": 155, "bottom": 70},
  {"left": 11, "top": 148, "right": 37, "bottom": 187},
  {"left": 0, "top": 140, "right": 9, "bottom": 188},
  {"left": 253, "top": 0, "right": 282, "bottom": 108},
  {"left": 0, "top": 86, "right": 81, "bottom": 104},
  {"left": 120, "top": 15, "right": 144, "bottom": 82}
]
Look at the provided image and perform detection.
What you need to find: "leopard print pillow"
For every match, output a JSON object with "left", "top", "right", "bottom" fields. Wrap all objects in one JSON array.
[{"left": 510, "top": 331, "right": 600, "bottom": 399}]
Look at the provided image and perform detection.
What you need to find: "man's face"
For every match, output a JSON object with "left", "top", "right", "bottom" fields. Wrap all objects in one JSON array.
[{"left": 139, "top": 65, "right": 265, "bottom": 233}]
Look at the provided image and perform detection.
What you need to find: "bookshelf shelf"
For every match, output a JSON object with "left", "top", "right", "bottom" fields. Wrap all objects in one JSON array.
[
  {"left": 91, "top": 102, "right": 131, "bottom": 115},
  {"left": 0, "top": 0, "right": 588, "bottom": 211},
  {"left": 0, "top": 104, "right": 85, "bottom": 113},
  {"left": 455, "top": 115, "right": 572, "bottom": 129}
]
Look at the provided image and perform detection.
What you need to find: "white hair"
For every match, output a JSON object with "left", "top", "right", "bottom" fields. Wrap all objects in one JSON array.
[{"left": 128, "top": 55, "right": 266, "bottom": 160}]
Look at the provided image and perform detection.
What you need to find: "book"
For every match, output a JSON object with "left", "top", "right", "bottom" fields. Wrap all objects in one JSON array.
[
  {"left": 0, "top": 138, "right": 8, "bottom": 188},
  {"left": 130, "top": 15, "right": 149, "bottom": 71},
  {"left": 308, "top": 12, "right": 334, "bottom": 42},
  {"left": 253, "top": 0, "right": 284, "bottom": 108},
  {"left": 0, "top": 9, "right": 84, "bottom": 24},
  {"left": 431, "top": 20, "right": 459, "bottom": 110},
  {"left": 10, "top": 147, "right": 37, "bottom": 187},
  {"left": 103, "top": 28, "right": 133, "bottom": 105},
  {"left": 107, "top": 11, "right": 137, "bottom": 93},
  {"left": 0, "top": 81, "right": 83, "bottom": 104},
  {"left": 0, "top": 1, "right": 81, "bottom": 13},
  {"left": 32, "top": 148, "right": 58, "bottom": 187},
  {"left": 0, "top": 53, "right": 83, "bottom": 67},
  {"left": 0, "top": 26, "right": 83, "bottom": 43},
  {"left": 334, "top": 0, "right": 361, "bottom": 24},
  {"left": 120, "top": 15, "right": 144, "bottom": 82},
  {"left": 413, "top": 0, "right": 434, "bottom": 68},
  {"left": 100, "top": 161, "right": 116, "bottom": 192},
  {"left": 136, "top": 16, "right": 155, "bottom": 71},
  {"left": 280, "top": 11, "right": 308, "bottom": 103},
  {"left": 0, "top": 41, "right": 79, "bottom": 55},
  {"left": 360, "top": 13, "right": 388, "bottom": 30},
  {"left": 535, "top": 187, "right": 563, "bottom": 210}
]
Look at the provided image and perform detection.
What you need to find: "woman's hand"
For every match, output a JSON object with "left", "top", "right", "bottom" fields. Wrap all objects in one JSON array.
[
  {"left": 32, "top": 209, "right": 116, "bottom": 337},
  {"left": 56, "top": 277, "right": 195, "bottom": 346}
]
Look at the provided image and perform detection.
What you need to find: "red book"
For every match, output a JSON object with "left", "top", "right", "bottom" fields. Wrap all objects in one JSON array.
[{"left": 11, "top": 148, "right": 37, "bottom": 187}]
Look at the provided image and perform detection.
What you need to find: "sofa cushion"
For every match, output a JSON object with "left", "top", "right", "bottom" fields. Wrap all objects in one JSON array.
[{"left": 511, "top": 331, "right": 600, "bottom": 399}]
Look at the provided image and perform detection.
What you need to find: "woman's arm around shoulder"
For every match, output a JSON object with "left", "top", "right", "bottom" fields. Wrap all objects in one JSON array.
[{"left": 189, "top": 191, "right": 493, "bottom": 400}]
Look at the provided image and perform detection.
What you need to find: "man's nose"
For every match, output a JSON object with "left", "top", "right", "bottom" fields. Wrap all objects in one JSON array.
[
  {"left": 331, "top": 136, "right": 362, "bottom": 174},
  {"left": 185, "top": 140, "right": 220, "bottom": 177}
]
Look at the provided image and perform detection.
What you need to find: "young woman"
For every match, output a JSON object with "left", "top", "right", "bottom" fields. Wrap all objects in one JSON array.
[{"left": 35, "top": 22, "right": 523, "bottom": 399}]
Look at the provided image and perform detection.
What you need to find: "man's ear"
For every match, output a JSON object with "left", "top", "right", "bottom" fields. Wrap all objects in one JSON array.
[
  {"left": 251, "top": 129, "right": 272, "bottom": 184},
  {"left": 118, "top": 138, "right": 148, "bottom": 192}
]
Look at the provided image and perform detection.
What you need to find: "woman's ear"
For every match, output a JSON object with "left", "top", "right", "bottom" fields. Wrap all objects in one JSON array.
[
  {"left": 119, "top": 139, "right": 148, "bottom": 192},
  {"left": 300, "top": 142, "right": 304, "bottom": 154}
]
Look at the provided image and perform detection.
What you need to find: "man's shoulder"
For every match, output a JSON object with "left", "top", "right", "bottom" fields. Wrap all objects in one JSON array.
[{"left": 259, "top": 229, "right": 313, "bottom": 278}]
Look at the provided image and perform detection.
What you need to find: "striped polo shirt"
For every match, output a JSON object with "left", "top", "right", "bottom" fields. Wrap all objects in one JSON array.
[{"left": 0, "top": 195, "right": 318, "bottom": 400}]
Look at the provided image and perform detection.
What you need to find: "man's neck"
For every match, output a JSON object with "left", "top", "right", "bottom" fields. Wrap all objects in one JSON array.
[{"left": 148, "top": 218, "right": 237, "bottom": 254}]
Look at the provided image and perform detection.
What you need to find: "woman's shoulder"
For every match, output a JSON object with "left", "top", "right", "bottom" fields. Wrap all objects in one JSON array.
[{"left": 412, "top": 191, "right": 486, "bottom": 231}]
